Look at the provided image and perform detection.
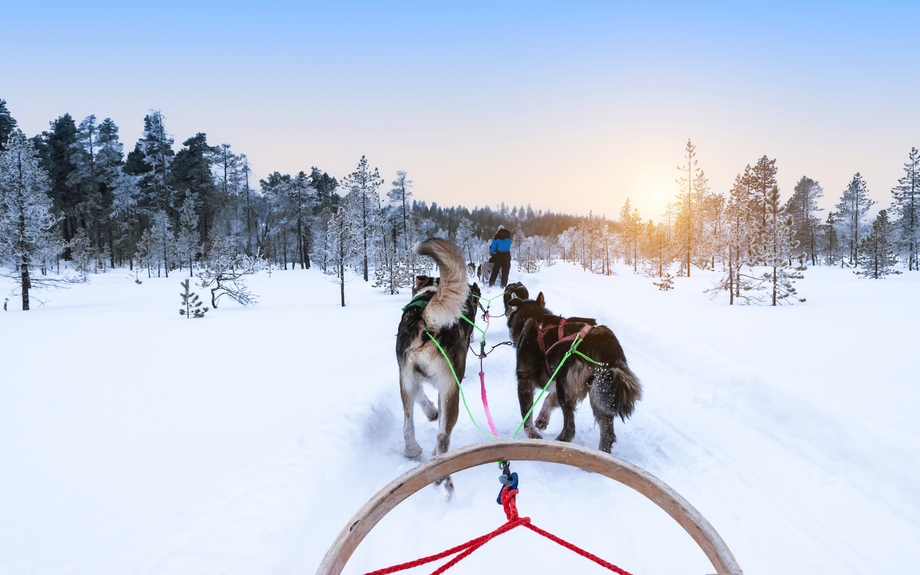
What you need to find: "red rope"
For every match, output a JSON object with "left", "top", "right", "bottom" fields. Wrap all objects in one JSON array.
[{"left": 362, "top": 488, "right": 634, "bottom": 575}]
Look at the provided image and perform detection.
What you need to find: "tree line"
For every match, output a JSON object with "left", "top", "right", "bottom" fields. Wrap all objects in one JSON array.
[
  {"left": 2, "top": 100, "right": 916, "bottom": 310},
  {"left": 0, "top": 99, "right": 587, "bottom": 309}
]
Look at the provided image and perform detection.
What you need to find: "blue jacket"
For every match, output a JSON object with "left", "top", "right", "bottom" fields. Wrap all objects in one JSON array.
[{"left": 490, "top": 238, "right": 511, "bottom": 253}]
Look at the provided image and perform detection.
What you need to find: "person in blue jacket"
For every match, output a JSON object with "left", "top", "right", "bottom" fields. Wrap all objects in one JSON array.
[{"left": 488, "top": 225, "right": 512, "bottom": 288}]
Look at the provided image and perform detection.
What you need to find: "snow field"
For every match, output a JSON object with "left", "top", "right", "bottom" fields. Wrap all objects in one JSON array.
[{"left": 1, "top": 262, "right": 918, "bottom": 574}]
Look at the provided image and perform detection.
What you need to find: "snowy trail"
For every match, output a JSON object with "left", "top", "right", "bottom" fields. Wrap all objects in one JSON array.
[{"left": 2, "top": 263, "right": 918, "bottom": 574}]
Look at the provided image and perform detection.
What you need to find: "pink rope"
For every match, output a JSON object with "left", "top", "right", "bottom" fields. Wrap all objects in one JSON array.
[
  {"left": 476, "top": 309, "right": 500, "bottom": 438},
  {"left": 479, "top": 371, "right": 499, "bottom": 438}
]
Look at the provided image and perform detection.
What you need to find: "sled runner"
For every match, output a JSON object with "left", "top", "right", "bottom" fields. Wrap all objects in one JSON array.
[{"left": 316, "top": 439, "right": 743, "bottom": 575}]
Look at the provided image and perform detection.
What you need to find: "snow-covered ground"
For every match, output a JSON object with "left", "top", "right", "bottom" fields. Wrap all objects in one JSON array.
[{"left": 1, "top": 261, "right": 918, "bottom": 574}]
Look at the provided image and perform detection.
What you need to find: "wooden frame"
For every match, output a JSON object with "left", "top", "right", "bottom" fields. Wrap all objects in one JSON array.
[{"left": 317, "top": 439, "right": 743, "bottom": 575}]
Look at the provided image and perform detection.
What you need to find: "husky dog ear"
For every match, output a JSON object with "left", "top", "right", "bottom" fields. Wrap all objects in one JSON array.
[
  {"left": 536, "top": 292, "right": 545, "bottom": 307},
  {"left": 414, "top": 275, "right": 430, "bottom": 294},
  {"left": 507, "top": 297, "right": 525, "bottom": 308}
]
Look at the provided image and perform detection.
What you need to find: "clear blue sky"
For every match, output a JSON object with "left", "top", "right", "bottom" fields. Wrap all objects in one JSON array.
[{"left": 3, "top": 0, "right": 918, "bottom": 220}]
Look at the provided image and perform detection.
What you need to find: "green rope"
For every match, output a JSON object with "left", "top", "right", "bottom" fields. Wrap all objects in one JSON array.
[
  {"left": 423, "top": 323, "right": 498, "bottom": 440},
  {"left": 471, "top": 291, "right": 506, "bottom": 304},
  {"left": 511, "top": 335, "right": 604, "bottom": 439},
  {"left": 460, "top": 314, "right": 486, "bottom": 337}
]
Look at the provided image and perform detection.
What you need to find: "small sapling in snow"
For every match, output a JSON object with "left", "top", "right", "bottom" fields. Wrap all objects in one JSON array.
[
  {"left": 179, "top": 279, "right": 208, "bottom": 318},
  {"left": 653, "top": 273, "right": 674, "bottom": 291}
]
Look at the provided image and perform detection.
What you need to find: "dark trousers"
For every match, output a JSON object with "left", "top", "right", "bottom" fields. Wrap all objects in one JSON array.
[{"left": 488, "top": 252, "right": 511, "bottom": 288}]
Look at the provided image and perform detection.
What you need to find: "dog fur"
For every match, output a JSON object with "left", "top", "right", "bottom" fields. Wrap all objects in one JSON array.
[
  {"left": 396, "top": 239, "right": 479, "bottom": 495},
  {"left": 505, "top": 292, "right": 642, "bottom": 453}
]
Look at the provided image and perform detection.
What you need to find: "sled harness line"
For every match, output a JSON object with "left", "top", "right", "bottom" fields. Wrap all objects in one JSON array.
[
  {"left": 466, "top": 291, "right": 508, "bottom": 438},
  {"left": 362, "top": 465, "right": 634, "bottom": 575}
]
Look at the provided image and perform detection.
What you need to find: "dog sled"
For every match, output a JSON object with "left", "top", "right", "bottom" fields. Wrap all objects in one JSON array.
[{"left": 316, "top": 439, "right": 743, "bottom": 575}]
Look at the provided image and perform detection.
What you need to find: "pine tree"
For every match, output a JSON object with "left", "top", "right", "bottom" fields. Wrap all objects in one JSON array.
[
  {"left": 673, "top": 139, "right": 700, "bottom": 276},
  {"left": 820, "top": 211, "right": 843, "bottom": 266},
  {"left": 170, "top": 132, "right": 215, "bottom": 240},
  {"left": 289, "top": 170, "right": 314, "bottom": 268},
  {"left": 784, "top": 176, "right": 824, "bottom": 266},
  {"left": 139, "top": 111, "right": 175, "bottom": 213},
  {"left": 891, "top": 147, "right": 920, "bottom": 271},
  {"left": 388, "top": 170, "right": 413, "bottom": 253},
  {"left": 341, "top": 156, "right": 383, "bottom": 281},
  {"left": 66, "top": 115, "right": 103, "bottom": 252},
  {"left": 325, "top": 204, "right": 361, "bottom": 306},
  {"left": 835, "top": 173, "right": 875, "bottom": 266},
  {"left": 175, "top": 190, "right": 200, "bottom": 276},
  {"left": 0, "top": 132, "right": 59, "bottom": 310},
  {"left": 856, "top": 210, "right": 900, "bottom": 279},
  {"left": 179, "top": 278, "right": 208, "bottom": 318},
  {"left": 751, "top": 185, "right": 805, "bottom": 305},
  {"left": 32, "top": 114, "right": 79, "bottom": 253},
  {"left": 750, "top": 156, "right": 778, "bottom": 231},
  {"left": 0, "top": 99, "right": 18, "bottom": 152},
  {"left": 706, "top": 173, "right": 763, "bottom": 305}
]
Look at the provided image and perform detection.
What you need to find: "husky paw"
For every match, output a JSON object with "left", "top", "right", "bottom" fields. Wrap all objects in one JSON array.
[
  {"left": 404, "top": 443, "right": 423, "bottom": 459},
  {"left": 435, "top": 476, "right": 454, "bottom": 500},
  {"left": 425, "top": 408, "right": 439, "bottom": 422},
  {"left": 524, "top": 427, "right": 543, "bottom": 440},
  {"left": 535, "top": 413, "right": 550, "bottom": 430}
]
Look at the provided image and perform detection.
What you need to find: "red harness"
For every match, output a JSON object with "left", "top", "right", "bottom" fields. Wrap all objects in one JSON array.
[{"left": 536, "top": 318, "right": 593, "bottom": 374}]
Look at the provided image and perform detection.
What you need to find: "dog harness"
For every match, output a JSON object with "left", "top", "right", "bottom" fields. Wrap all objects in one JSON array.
[
  {"left": 402, "top": 290, "right": 435, "bottom": 313},
  {"left": 536, "top": 318, "right": 595, "bottom": 374}
]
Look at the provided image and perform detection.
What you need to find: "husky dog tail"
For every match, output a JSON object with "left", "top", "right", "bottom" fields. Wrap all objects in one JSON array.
[
  {"left": 416, "top": 238, "right": 470, "bottom": 330},
  {"left": 609, "top": 361, "right": 642, "bottom": 421}
]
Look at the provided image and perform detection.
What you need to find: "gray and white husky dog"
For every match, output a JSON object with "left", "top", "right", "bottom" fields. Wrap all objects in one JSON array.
[{"left": 396, "top": 238, "right": 479, "bottom": 495}]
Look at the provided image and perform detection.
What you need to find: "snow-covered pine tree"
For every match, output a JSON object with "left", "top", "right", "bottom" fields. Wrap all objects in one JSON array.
[
  {"left": 95, "top": 118, "right": 126, "bottom": 268},
  {"left": 855, "top": 209, "right": 900, "bottom": 279},
  {"left": 148, "top": 209, "right": 174, "bottom": 277},
  {"left": 325, "top": 204, "right": 361, "bottom": 307},
  {"left": 455, "top": 217, "right": 476, "bottom": 265},
  {"left": 341, "top": 156, "right": 383, "bottom": 281},
  {"left": 372, "top": 228, "right": 403, "bottom": 294},
  {"left": 138, "top": 111, "right": 174, "bottom": 212},
  {"left": 175, "top": 190, "right": 200, "bottom": 276},
  {"left": 109, "top": 172, "right": 145, "bottom": 269},
  {"left": 0, "top": 99, "right": 17, "bottom": 152},
  {"left": 388, "top": 170, "right": 413, "bottom": 253},
  {"left": 66, "top": 115, "right": 104, "bottom": 253},
  {"left": 835, "top": 173, "right": 875, "bottom": 266},
  {"left": 289, "top": 170, "right": 314, "bottom": 268},
  {"left": 891, "top": 147, "right": 920, "bottom": 271},
  {"left": 0, "top": 131, "right": 60, "bottom": 310},
  {"left": 179, "top": 278, "right": 208, "bottom": 318},
  {"left": 819, "top": 211, "right": 843, "bottom": 266},
  {"left": 785, "top": 176, "right": 824, "bottom": 266},
  {"left": 515, "top": 236, "right": 542, "bottom": 273},
  {"left": 647, "top": 221, "right": 671, "bottom": 278},
  {"left": 749, "top": 156, "right": 778, "bottom": 234},
  {"left": 706, "top": 172, "right": 763, "bottom": 305},
  {"left": 619, "top": 199, "right": 641, "bottom": 272},
  {"left": 64, "top": 227, "right": 93, "bottom": 279},
  {"left": 750, "top": 185, "right": 805, "bottom": 305}
]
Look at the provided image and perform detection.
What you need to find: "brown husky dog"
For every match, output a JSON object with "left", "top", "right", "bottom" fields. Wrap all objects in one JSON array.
[
  {"left": 396, "top": 239, "right": 479, "bottom": 494},
  {"left": 506, "top": 292, "right": 642, "bottom": 453}
]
